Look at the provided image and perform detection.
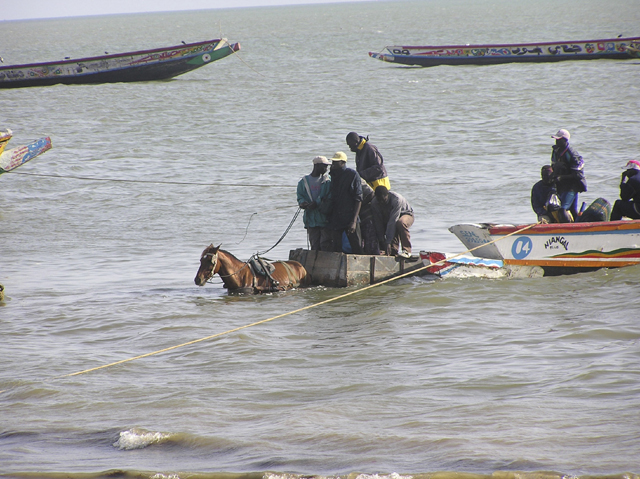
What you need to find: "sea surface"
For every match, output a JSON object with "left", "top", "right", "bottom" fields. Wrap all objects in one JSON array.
[{"left": 1, "top": 0, "right": 639, "bottom": 478}]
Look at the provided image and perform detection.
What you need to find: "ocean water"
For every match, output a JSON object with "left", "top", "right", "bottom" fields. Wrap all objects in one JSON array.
[{"left": 1, "top": 0, "right": 640, "bottom": 478}]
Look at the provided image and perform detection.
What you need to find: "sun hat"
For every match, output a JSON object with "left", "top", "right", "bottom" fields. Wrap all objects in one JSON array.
[
  {"left": 312, "top": 155, "right": 331, "bottom": 165},
  {"left": 624, "top": 160, "right": 640, "bottom": 170},
  {"left": 330, "top": 151, "right": 348, "bottom": 162},
  {"left": 551, "top": 129, "right": 571, "bottom": 140}
]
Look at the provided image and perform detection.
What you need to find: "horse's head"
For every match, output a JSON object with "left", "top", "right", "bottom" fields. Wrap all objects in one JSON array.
[{"left": 194, "top": 244, "right": 221, "bottom": 286}]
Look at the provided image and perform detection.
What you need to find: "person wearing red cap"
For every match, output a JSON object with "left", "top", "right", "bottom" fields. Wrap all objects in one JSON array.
[
  {"left": 610, "top": 160, "right": 640, "bottom": 221},
  {"left": 550, "top": 129, "right": 587, "bottom": 222}
]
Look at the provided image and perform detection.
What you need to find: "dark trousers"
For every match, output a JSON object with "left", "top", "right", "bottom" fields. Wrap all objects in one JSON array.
[
  {"left": 307, "top": 227, "right": 332, "bottom": 251},
  {"left": 330, "top": 224, "right": 362, "bottom": 254},
  {"left": 611, "top": 200, "right": 640, "bottom": 221}
]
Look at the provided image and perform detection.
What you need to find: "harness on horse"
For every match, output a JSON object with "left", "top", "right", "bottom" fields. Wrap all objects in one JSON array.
[
  {"left": 247, "top": 255, "right": 282, "bottom": 291},
  {"left": 248, "top": 255, "right": 296, "bottom": 293}
]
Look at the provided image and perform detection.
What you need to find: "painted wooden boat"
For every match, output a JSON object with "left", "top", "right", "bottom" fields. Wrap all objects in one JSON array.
[
  {"left": 369, "top": 36, "right": 640, "bottom": 67},
  {"left": 449, "top": 221, "right": 640, "bottom": 275},
  {"left": 419, "top": 251, "right": 543, "bottom": 279},
  {"left": 0, "top": 38, "right": 240, "bottom": 89},
  {"left": 0, "top": 134, "right": 52, "bottom": 174}
]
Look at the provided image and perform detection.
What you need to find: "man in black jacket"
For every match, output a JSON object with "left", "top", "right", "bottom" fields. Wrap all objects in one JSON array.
[
  {"left": 611, "top": 160, "right": 640, "bottom": 220},
  {"left": 327, "top": 151, "right": 363, "bottom": 254},
  {"left": 346, "top": 132, "right": 390, "bottom": 191},
  {"left": 531, "top": 165, "right": 559, "bottom": 223},
  {"left": 550, "top": 129, "right": 587, "bottom": 222}
]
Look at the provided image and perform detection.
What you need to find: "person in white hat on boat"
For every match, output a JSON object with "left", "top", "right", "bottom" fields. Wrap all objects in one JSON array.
[
  {"left": 296, "top": 155, "right": 332, "bottom": 251},
  {"left": 610, "top": 160, "right": 640, "bottom": 221},
  {"left": 550, "top": 128, "right": 587, "bottom": 222}
]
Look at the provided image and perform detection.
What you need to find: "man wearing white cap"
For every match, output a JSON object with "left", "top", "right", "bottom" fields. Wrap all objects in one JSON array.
[
  {"left": 297, "top": 156, "right": 332, "bottom": 251},
  {"left": 550, "top": 129, "right": 587, "bottom": 222},
  {"left": 610, "top": 160, "right": 640, "bottom": 221}
]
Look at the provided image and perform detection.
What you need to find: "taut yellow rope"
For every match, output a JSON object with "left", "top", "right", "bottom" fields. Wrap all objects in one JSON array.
[{"left": 56, "top": 221, "right": 538, "bottom": 379}]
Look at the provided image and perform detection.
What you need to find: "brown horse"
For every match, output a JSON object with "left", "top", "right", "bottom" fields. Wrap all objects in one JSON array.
[{"left": 194, "top": 244, "right": 309, "bottom": 294}]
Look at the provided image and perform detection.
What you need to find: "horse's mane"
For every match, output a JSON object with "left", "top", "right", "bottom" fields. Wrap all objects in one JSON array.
[{"left": 202, "top": 245, "right": 245, "bottom": 264}]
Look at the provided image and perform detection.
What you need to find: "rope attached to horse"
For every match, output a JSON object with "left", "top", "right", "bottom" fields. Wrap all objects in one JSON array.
[{"left": 0, "top": 222, "right": 539, "bottom": 394}]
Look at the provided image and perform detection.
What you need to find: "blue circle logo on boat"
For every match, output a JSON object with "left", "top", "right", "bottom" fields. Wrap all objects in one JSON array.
[{"left": 512, "top": 236, "right": 533, "bottom": 259}]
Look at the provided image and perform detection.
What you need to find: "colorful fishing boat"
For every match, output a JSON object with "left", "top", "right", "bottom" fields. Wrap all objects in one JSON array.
[
  {"left": 0, "top": 129, "right": 52, "bottom": 174},
  {"left": 419, "top": 251, "right": 544, "bottom": 279},
  {"left": 449, "top": 220, "right": 640, "bottom": 275},
  {"left": 0, "top": 38, "right": 240, "bottom": 89},
  {"left": 369, "top": 36, "right": 640, "bottom": 67}
]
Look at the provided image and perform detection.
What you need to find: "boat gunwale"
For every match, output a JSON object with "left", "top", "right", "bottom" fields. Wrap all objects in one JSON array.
[
  {"left": 486, "top": 219, "right": 640, "bottom": 235},
  {"left": 380, "top": 36, "right": 640, "bottom": 52},
  {"left": 0, "top": 38, "right": 229, "bottom": 71}
]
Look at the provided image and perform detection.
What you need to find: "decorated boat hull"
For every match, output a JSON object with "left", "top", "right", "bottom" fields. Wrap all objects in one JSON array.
[
  {"left": 0, "top": 134, "right": 52, "bottom": 174},
  {"left": 449, "top": 221, "right": 640, "bottom": 275},
  {"left": 369, "top": 36, "right": 640, "bottom": 67},
  {"left": 0, "top": 38, "right": 240, "bottom": 89}
]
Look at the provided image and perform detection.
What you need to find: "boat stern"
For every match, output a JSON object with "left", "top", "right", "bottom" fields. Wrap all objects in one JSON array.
[{"left": 449, "top": 224, "right": 504, "bottom": 259}]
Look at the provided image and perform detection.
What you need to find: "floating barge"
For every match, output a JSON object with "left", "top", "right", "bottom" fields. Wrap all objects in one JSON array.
[
  {"left": 369, "top": 36, "right": 640, "bottom": 67},
  {"left": 0, "top": 38, "right": 240, "bottom": 89},
  {"left": 289, "top": 249, "right": 427, "bottom": 287}
]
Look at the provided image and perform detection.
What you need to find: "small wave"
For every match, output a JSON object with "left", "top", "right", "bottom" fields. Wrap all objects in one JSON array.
[
  {"left": 266, "top": 474, "right": 412, "bottom": 479},
  {"left": 113, "top": 427, "right": 173, "bottom": 450},
  {"left": 355, "top": 474, "right": 412, "bottom": 479}
]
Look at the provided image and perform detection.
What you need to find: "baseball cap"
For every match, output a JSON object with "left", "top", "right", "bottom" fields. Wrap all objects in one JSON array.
[
  {"left": 551, "top": 129, "right": 571, "bottom": 140},
  {"left": 312, "top": 156, "right": 331, "bottom": 165}
]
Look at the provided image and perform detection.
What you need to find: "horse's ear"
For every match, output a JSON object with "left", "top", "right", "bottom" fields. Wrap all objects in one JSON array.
[{"left": 214, "top": 244, "right": 222, "bottom": 252}]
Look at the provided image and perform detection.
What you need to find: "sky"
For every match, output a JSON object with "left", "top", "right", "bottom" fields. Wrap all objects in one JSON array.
[{"left": 2, "top": 0, "right": 373, "bottom": 21}]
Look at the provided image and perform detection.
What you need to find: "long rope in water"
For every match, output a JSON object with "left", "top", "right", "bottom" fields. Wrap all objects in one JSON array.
[
  {"left": 38, "top": 221, "right": 537, "bottom": 383},
  {"left": 0, "top": 222, "right": 536, "bottom": 394},
  {"left": 8, "top": 171, "right": 293, "bottom": 188}
]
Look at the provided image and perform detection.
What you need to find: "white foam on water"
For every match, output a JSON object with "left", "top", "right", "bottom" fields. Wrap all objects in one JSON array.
[{"left": 113, "top": 428, "right": 172, "bottom": 450}]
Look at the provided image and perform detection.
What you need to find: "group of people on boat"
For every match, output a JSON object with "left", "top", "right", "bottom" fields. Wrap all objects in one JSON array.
[
  {"left": 297, "top": 132, "right": 414, "bottom": 258},
  {"left": 531, "top": 129, "right": 640, "bottom": 223}
]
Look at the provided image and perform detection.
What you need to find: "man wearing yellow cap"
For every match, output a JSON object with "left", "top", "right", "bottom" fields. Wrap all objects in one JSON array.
[{"left": 327, "top": 151, "right": 363, "bottom": 254}]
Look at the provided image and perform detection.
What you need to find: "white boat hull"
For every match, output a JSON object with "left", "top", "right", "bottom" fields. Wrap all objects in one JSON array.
[{"left": 450, "top": 221, "right": 640, "bottom": 274}]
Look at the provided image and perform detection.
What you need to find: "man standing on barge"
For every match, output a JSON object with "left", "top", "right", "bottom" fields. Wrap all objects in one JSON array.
[
  {"left": 327, "top": 151, "right": 363, "bottom": 254},
  {"left": 346, "top": 132, "right": 390, "bottom": 191}
]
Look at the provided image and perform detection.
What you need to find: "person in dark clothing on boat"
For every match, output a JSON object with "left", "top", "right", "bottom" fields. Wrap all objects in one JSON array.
[
  {"left": 371, "top": 186, "right": 414, "bottom": 258},
  {"left": 327, "top": 151, "right": 363, "bottom": 254},
  {"left": 297, "top": 155, "right": 332, "bottom": 251},
  {"left": 550, "top": 129, "right": 587, "bottom": 223},
  {"left": 531, "top": 165, "right": 560, "bottom": 223},
  {"left": 610, "top": 160, "right": 640, "bottom": 221},
  {"left": 359, "top": 178, "right": 379, "bottom": 255},
  {"left": 346, "top": 132, "right": 390, "bottom": 191}
]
